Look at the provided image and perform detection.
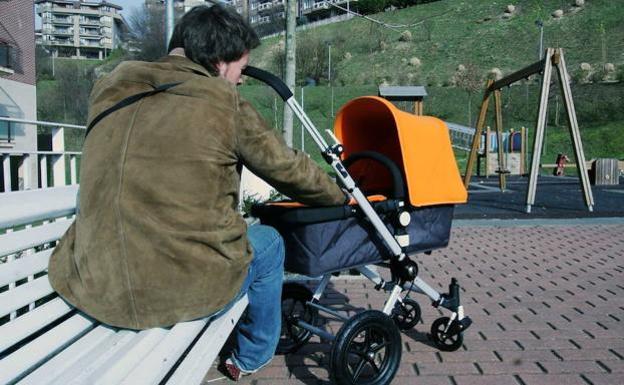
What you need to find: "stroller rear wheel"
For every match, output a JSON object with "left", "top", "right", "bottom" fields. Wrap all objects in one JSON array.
[
  {"left": 330, "top": 310, "right": 401, "bottom": 385},
  {"left": 430, "top": 316, "right": 464, "bottom": 351},
  {"left": 276, "top": 282, "right": 318, "bottom": 354}
]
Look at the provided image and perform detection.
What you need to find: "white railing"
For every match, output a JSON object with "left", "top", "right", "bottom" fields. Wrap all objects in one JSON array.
[{"left": 0, "top": 117, "right": 84, "bottom": 193}]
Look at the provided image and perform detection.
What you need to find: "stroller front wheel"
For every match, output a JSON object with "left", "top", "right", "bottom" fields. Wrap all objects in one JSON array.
[
  {"left": 430, "top": 316, "right": 464, "bottom": 352},
  {"left": 330, "top": 310, "right": 402, "bottom": 385},
  {"left": 392, "top": 298, "right": 422, "bottom": 331}
]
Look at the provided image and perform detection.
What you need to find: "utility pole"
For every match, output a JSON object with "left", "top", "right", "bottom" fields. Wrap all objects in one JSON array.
[
  {"left": 282, "top": 0, "right": 297, "bottom": 147},
  {"left": 535, "top": 20, "right": 544, "bottom": 60},
  {"left": 328, "top": 42, "right": 334, "bottom": 119},
  {"left": 166, "top": 0, "right": 175, "bottom": 47}
]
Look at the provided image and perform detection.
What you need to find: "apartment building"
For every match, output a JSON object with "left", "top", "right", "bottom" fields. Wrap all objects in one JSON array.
[
  {"left": 0, "top": 0, "right": 38, "bottom": 190},
  {"left": 35, "top": 0, "right": 125, "bottom": 60},
  {"left": 170, "top": 0, "right": 352, "bottom": 35}
]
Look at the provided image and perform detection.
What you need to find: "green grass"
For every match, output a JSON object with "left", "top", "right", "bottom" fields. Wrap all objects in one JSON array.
[
  {"left": 242, "top": 0, "right": 623, "bottom": 169},
  {"left": 251, "top": 0, "right": 624, "bottom": 87}
]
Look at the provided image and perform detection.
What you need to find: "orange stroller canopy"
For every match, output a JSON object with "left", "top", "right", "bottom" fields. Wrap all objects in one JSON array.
[{"left": 334, "top": 96, "right": 467, "bottom": 207}]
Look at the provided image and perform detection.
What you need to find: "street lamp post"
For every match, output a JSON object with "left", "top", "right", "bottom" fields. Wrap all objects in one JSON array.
[
  {"left": 166, "top": 0, "right": 175, "bottom": 47},
  {"left": 535, "top": 20, "right": 544, "bottom": 60},
  {"left": 327, "top": 42, "right": 334, "bottom": 119}
]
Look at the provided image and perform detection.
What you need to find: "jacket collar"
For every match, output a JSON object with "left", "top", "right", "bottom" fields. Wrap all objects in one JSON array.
[{"left": 157, "top": 55, "right": 215, "bottom": 78}]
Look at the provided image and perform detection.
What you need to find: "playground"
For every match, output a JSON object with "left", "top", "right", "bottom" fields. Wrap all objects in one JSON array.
[{"left": 459, "top": 175, "right": 624, "bottom": 219}]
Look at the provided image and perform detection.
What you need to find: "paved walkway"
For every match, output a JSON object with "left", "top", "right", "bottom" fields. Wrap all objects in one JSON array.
[{"left": 203, "top": 221, "right": 624, "bottom": 384}]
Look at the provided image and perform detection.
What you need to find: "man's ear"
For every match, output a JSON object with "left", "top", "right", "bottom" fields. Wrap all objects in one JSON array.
[{"left": 216, "top": 62, "right": 227, "bottom": 77}]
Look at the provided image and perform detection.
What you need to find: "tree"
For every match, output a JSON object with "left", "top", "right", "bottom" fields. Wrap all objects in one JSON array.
[
  {"left": 127, "top": 5, "right": 168, "bottom": 61},
  {"left": 454, "top": 63, "right": 482, "bottom": 127}
]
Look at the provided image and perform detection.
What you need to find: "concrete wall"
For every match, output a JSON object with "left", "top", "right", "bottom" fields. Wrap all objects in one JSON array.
[{"left": 0, "top": 79, "right": 38, "bottom": 190}]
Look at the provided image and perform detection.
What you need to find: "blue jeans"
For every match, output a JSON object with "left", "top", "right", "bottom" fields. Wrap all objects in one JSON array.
[{"left": 222, "top": 225, "right": 285, "bottom": 372}]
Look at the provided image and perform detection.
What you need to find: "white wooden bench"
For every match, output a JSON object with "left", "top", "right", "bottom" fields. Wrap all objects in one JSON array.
[{"left": 0, "top": 186, "right": 248, "bottom": 385}]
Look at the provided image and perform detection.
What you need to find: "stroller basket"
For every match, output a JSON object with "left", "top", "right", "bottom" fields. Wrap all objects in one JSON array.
[{"left": 253, "top": 199, "right": 454, "bottom": 276}]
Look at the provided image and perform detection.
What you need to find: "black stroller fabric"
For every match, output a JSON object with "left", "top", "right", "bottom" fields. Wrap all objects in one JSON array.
[{"left": 254, "top": 203, "right": 454, "bottom": 277}]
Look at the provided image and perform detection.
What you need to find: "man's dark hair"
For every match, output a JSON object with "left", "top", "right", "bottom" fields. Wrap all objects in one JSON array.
[{"left": 168, "top": 4, "right": 260, "bottom": 75}]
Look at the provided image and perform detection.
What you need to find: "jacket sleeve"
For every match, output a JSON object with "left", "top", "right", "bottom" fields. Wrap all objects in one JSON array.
[{"left": 235, "top": 97, "right": 345, "bottom": 206}]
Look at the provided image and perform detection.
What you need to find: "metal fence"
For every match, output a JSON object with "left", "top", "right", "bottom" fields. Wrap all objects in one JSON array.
[{"left": 0, "top": 117, "right": 84, "bottom": 193}]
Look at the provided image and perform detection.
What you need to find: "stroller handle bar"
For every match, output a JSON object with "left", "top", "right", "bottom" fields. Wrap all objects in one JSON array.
[{"left": 242, "top": 66, "right": 293, "bottom": 101}]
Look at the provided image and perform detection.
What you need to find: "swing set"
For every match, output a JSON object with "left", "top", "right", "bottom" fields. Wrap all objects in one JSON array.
[{"left": 463, "top": 48, "right": 594, "bottom": 213}]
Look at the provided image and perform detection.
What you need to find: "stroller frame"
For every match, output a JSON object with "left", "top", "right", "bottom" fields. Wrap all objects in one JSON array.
[{"left": 243, "top": 66, "right": 472, "bottom": 384}]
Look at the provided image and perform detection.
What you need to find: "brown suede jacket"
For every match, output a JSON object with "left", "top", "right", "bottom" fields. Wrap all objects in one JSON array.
[{"left": 48, "top": 55, "right": 344, "bottom": 329}]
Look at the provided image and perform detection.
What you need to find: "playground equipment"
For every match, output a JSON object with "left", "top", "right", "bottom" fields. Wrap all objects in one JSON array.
[
  {"left": 477, "top": 126, "right": 528, "bottom": 177},
  {"left": 463, "top": 48, "right": 594, "bottom": 213},
  {"left": 378, "top": 86, "right": 427, "bottom": 116}
]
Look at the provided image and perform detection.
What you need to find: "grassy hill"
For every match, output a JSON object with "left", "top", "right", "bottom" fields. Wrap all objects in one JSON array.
[
  {"left": 251, "top": 0, "right": 624, "bottom": 86},
  {"left": 243, "top": 0, "right": 623, "bottom": 170}
]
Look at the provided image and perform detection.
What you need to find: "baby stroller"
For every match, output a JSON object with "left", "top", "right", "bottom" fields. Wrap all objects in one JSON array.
[{"left": 244, "top": 67, "right": 472, "bottom": 385}]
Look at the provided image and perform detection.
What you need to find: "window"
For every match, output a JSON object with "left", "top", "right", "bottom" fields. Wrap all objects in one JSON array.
[
  {"left": 0, "top": 44, "right": 11, "bottom": 68},
  {"left": 0, "top": 118, "right": 11, "bottom": 143}
]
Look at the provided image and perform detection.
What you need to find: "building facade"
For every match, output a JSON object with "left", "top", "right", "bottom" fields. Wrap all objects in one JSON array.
[
  {"left": 0, "top": 0, "right": 38, "bottom": 190},
  {"left": 35, "top": 0, "right": 125, "bottom": 60},
  {"left": 173, "top": 0, "right": 353, "bottom": 35}
]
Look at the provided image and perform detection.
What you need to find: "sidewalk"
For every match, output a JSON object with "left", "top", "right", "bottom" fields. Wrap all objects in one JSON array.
[{"left": 203, "top": 221, "right": 624, "bottom": 384}]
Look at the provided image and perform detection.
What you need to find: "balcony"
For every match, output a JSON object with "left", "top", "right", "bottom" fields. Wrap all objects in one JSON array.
[
  {"left": 312, "top": 1, "right": 329, "bottom": 10},
  {"left": 51, "top": 29, "right": 73, "bottom": 36},
  {"left": 79, "top": 29, "right": 100, "bottom": 36},
  {"left": 49, "top": 40, "right": 75, "bottom": 46},
  {"left": 79, "top": 18, "right": 101, "bottom": 26},
  {"left": 51, "top": 17, "right": 73, "bottom": 24},
  {"left": 257, "top": 2, "right": 272, "bottom": 11}
]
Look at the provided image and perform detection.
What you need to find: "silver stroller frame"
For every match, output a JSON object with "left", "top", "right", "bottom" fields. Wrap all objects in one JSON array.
[{"left": 243, "top": 66, "right": 472, "bottom": 384}]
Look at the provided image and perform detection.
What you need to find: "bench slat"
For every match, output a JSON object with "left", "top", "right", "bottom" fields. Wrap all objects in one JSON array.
[
  {"left": 0, "top": 186, "right": 78, "bottom": 229},
  {"left": 37, "top": 329, "right": 139, "bottom": 385},
  {"left": 0, "top": 276, "right": 54, "bottom": 317},
  {"left": 167, "top": 295, "right": 249, "bottom": 385},
  {"left": 16, "top": 326, "right": 115, "bottom": 385},
  {"left": 0, "top": 313, "right": 95, "bottom": 385},
  {"left": 0, "top": 297, "right": 73, "bottom": 353},
  {"left": 0, "top": 249, "right": 52, "bottom": 287},
  {"left": 0, "top": 219, "right": 71, "bottom": 257},
  {"left": 119, "top": 319, "right": 209, "bottom": 385},
  {"left": 90, "top": 328, "right": 169, "bottom": 385}
]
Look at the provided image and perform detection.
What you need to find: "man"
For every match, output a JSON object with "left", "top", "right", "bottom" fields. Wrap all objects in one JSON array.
[{"left": 48, "top": 4, "right": 345, "bottom": 381}]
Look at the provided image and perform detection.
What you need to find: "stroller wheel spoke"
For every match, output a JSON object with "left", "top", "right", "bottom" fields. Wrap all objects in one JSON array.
[{"left": 351, "top": 357, "right": 368, "bottom": 381}]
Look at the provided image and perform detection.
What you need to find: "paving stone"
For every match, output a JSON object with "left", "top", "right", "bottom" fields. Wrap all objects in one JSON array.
[
  {"left": 495, "top": 350, "right": 560, "bottom": 363},
  {"left": 452, "top": 374, "right": 520, "bottom": 385},
  {"left": 595, "top": 359, "right": 624, "bottom": 373},
  {"left": 582, "top": 373, "right": 624, "bottom": 385},
  {"left": 477, "top": 361, "right": 545, "bottom": 375},
  {"left": 392, "top": 375, "right": 453, "bottom": 385},
  {"left": 517, "top": 373, "right": 588, "bottom": 385},
  {"left": 540, "top": 360, "right": 608, "bottom": 374},
  {"left": 415, "top": 362, "right": 480, "bottom": 376},
  {"left": 554, "top": 348, "right": 618, "bottom": 361}
]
